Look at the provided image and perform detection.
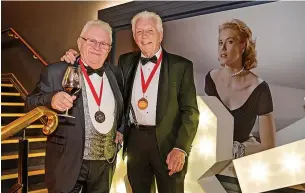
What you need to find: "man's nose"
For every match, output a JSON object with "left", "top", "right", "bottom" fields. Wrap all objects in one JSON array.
[{"left": 143, "top": 31, "right": 148, "bottom": 38}]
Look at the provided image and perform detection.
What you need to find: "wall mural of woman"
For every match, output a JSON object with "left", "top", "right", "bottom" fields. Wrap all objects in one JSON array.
[{"left": 204, "top": 19, "right": 276, "bottom": 158}]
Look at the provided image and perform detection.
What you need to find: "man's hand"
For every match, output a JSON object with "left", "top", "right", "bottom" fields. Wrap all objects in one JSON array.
[
  {"left": 60, "top": 49, "right": 79, "bottom": 64},
  {"left": 166, "top": 148, "right": 186, "bottom": 176},
  {"left": 115, "top": 131, "right": 123, "bottom": 145},
  {"left": 51, "top": 92, "right": 76, "bottom": 112}
]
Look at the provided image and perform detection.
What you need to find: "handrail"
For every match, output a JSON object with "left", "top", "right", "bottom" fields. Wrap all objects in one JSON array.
[
  {"left": 1, "top": 106, "right": 58, "bottom": 140},
  {"left": 2, "top": 28, "right": 48, "bottom": 66},
  {"left": 1, "top": 73, "right": 28, "bottom": 100}
]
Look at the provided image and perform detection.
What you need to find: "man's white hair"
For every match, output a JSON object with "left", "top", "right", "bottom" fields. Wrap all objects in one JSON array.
[
  {"left": 131, "top": 11, "right": 163, "bottom": 34},
  {"left": 80, "top": 19, "right": 112, "bottom": 43}
]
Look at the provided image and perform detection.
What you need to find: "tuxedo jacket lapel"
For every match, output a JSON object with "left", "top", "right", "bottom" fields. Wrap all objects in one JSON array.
[
  {"left": 126, "top": 52, "right": 141, "bottom": 113},
  {"left": 104, "top": 63, "right": 124, "bottom": 122},
  {"left": 75, "top": 93, "right": 85, "bottom": 128},
  {"left": 156, "top": 51, "right": 169, "bottom": 125}
]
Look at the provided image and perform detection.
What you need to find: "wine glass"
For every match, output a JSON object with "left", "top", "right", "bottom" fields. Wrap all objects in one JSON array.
[{"left": 58, "top": 66, "right": 82, "bottom": 118}]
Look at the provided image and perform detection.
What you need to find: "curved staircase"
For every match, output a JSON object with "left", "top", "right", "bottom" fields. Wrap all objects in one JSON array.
[{"left": 1, "top": 81, "right": 47, "bottom": 193}]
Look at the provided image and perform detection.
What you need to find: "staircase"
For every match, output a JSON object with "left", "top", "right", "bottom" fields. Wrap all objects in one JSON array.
[{"left": 1, "top": 81, "right": 47, "bottom": 193}]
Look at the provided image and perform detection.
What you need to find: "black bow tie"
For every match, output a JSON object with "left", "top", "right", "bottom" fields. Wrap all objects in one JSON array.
[
  {"left": 140, "top": 55, "right": 157, "bottom": 65},
  {"left": 85, "top": 65, "right": 105, "bottom": 76}
]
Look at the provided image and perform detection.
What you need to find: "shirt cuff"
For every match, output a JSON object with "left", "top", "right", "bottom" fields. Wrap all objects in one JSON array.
[{"left": 174, "top": 147, "right": 188, "bottom": 157}]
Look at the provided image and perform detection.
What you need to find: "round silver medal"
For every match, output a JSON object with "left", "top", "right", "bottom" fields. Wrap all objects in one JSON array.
[{"left": 95, "top": 111, "right": 105, "bottom": 123}]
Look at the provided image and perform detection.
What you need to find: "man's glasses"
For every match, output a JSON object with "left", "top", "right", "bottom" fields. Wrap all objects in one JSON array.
[{"left": 80, "top": 37, "right": 111, "bottom": 50}]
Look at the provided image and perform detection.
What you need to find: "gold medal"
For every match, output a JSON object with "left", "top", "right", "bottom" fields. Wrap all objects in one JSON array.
[
  {"left": 138, "top": 98, "right": 148, "bottom": 110},
  {"left": 138, "top": 52, "right": 163, "bottom": 111}
]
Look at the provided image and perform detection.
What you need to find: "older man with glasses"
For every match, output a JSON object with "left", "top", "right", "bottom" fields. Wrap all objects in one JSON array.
[{"left": 26, "top": 19, "right": 124, "bottom": 193}]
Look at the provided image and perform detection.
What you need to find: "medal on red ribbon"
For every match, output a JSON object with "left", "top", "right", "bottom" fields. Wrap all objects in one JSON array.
[
  {"left": 138, "top": 52, "right": 163, "bottom": 110},
  {"left": 79, "top": 59, "right": 105, "bottom": 123}
]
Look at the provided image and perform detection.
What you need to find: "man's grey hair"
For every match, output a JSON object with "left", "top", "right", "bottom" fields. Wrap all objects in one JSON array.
[
  {"left": 131, "top": 11, "right": 163, "bottom": 34},
  {"left": 80, "top": 19, "right": 112, "bottom": 43}
]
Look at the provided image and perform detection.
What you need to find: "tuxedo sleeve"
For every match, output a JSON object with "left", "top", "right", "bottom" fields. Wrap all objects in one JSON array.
[
  {"left": 25, "top": 65, "right": 58, "bottom": 112},
  {"left": 113, "top": 64, "right": 125, "bottom": 134},
  {"left": 175, "top": 62, "right": 199, "bottom": 154},
  {"left": 117, "top": 54, "right": 129, "bottom": 134}
]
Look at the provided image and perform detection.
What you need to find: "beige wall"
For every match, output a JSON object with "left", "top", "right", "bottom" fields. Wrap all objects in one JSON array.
[
  {"left": 1, "top": 1, "right": 130, "bottom": 91},
  {"left": 114, "top": 28, "right": 139, "bottom": 64},
  {"left": 2, "top": 1, "right": 129, "bottom": 63}
]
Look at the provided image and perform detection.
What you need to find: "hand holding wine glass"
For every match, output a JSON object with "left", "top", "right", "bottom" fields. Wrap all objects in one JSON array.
[
  {"left": 52, "top": 66, "right": 81, "bottom": 118},
  {"left": 51, "top": 92, "right": 76, "bottom": 111}
]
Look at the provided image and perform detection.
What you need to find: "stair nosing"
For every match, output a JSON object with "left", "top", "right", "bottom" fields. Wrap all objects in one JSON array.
[
  {"left": 1, "top": 83, "right": 14, "bottom": 87},
  {"left": 1, "top": 125, "right": 44, "bottom": 129},
  {"left": 1, "top": 113, "right": 26, "bottom": 117},
  {"left": 2, "top": 136, "right": 47, "bottom": 144},
  {"left": 29, "top": 188, "right": 48, "bottom": 193},
  {"left": 2, "top": 149, "right": 46, "bottom": 160},
  {"left": 1, "top": 169, "right": 45, "bottom": 180},
  {"left": 1, "top": 92, "right": 21, "bottom": 96},
  {"left": 1, "top": 102, "right": 25, "bottom": 106}
]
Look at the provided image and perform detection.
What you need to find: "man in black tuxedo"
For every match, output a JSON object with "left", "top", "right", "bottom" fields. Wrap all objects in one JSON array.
[
  {"left": 119, "top": 11, "right": 199, "bottom": 193},
  {"left": 26, "top": 20, "right": 124, "bottom": 193},
  {"left": 61, "top": 11, "right": 199, "bottom": 193}
]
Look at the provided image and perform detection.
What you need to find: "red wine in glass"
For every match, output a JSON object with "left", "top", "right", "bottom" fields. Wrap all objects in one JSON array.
[
  {"left": 63, "top": 86, "right": 81, "bottom": 95},
  {"left": 58, "top": 66, "right": 82, "bottom": 118}
]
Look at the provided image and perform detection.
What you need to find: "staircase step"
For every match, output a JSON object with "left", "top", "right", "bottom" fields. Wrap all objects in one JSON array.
[
  {"left": 2, "top": 156, "right": 45, "bottom": 171},
  {"left": 1, "top": 95, "right": 24, "bottom": 103},
  {"left": 2, "top": 149, "right": 46, "bottom": 160},
  {"left": 2, "top": 140, "right": 46, "bottom": 154},
  {"left": 1, "top": 92, "right": 21, "bottom": 96},
  {"left": 1, "top": 102, "right": 25, "bottom": 106},
  {"left": 1, "top": 124, "right": 44, "bottom": 137},
  {"left": 1, "top": 105, "right": 25, "bottom": 114},
  {"left": 1, "top": 113, "right": 25, "bottom": 117},
  {"left": 1, "top": 174, "right": 45, "bottom": 193},
  {"left": 1, "top": 83, "right": 14, "bottom": 87},
  {"left": 2, "top": 136, "right": 47, "bottom": 144},
  {"left": 29, "top": 183, "right": 47, "bottom": 193},
  {"left": 29, "top": 188, "right": 48, "bottom": 193},
  {"left": 1, "top": 165, "right": 45, "bottom": 180},
  {"left": 1, "top": 83, "right": 18, "bottom": 92}
]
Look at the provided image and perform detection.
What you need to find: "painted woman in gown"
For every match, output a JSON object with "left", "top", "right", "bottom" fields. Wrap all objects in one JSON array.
[{"left": 204, "top": 19, "right": 276, "bottom": 158}]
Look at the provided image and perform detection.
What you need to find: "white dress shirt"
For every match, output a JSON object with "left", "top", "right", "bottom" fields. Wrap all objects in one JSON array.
[
  {"left": 130, "top": 47, "right": 162, "bottom": 126},
  {"left": 129, "top": 48, "right": 188, "bottom": 156},
  {"left": 83, "top": 63, "right": 115, "bottom": 134}
]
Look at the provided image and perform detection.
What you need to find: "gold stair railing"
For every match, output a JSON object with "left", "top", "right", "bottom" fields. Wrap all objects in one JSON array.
[
  {"left": 1, "top": 106, "right": 58, "bottom": 141},
  {"left": 1, "top": 106, "right": 57, "bottom": 193}
]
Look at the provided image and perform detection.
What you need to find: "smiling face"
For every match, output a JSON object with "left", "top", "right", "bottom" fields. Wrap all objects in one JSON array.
[
  {"left": 218, "top": 28, "right": 245, "bottom": 67},
  {"left": 77, "top": 25, "right": 111, "bottom": 69},
  {"left": 133, "top": 17, "right": 163, "bottom": 58}
]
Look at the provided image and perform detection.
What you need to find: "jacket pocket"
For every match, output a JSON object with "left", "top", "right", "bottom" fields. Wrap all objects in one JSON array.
[{"left": 47, "top": 135, "right": 66, "bottom": 153}]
